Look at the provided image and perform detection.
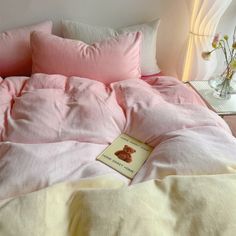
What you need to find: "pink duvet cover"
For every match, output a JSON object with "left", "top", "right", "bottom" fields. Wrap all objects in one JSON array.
[{"left": 0, "top": 74, "right": 236, "bottom": 200}]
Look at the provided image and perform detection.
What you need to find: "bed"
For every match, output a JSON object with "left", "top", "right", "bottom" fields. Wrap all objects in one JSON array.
[{"left": 1, "top": 0, "right": 236, "bottom": 235}]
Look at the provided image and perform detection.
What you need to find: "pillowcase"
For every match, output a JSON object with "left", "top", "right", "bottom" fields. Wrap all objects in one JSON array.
[
  {"left": 31, "top": 31, "right": 141, "bottom": 84},
  {"left": 0, "top": 21, "right": 52, "bottom": 78},
  {"left": 61, "top": 19, "right": 160, "bottom": 76}
]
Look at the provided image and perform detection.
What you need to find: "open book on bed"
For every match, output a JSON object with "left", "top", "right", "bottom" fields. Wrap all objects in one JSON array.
[{"left": 97, "top": 134, "right": 153, "bottom": 179}]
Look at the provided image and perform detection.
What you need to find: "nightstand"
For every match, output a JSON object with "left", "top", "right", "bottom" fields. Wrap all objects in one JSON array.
[{"left": 188, "top": 80, "right": 236, "bottom": 118}]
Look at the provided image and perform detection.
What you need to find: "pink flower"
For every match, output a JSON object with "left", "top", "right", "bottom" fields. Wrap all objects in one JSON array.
[{"left": 212, "top": 33, "right": 220, "bottom": 48}]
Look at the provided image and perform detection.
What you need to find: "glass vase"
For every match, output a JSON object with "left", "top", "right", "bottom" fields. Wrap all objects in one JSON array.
[
  {"left": 208, "top": 69, "right": 234, "bottom": 100},
  {"left": 211, "top": 77, "right": 231, "bottom": 99}
]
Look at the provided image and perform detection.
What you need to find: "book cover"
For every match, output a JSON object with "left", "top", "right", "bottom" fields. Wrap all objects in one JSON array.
[{"left": 96, "top": 134, "right": 153, "bottom": 179}]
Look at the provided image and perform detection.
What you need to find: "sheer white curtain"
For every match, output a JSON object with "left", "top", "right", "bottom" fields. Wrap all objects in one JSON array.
[{"left": 181, "top": 0, "right": 232, "bottom": 82}]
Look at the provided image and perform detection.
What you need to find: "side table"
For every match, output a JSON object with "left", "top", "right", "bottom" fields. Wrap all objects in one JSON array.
[{"left": 188, "top": 80, "right": 236, "bottom": 118}]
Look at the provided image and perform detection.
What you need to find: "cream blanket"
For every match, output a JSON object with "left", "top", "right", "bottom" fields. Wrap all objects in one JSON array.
[{"left": 0, "top": 174, "right": 236, "bottom": 236}]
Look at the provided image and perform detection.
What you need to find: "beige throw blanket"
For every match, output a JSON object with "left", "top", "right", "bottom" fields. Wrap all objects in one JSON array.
[{"left": 0, "top": 174, "right": 236, "bottom": 236}]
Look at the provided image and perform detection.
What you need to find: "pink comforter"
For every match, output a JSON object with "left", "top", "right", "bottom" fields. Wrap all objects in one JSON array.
[{"left": 0, "top": 74, "right": 236, "bottom": 199}]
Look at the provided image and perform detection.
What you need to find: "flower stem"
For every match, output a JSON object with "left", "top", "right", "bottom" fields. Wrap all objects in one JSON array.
[
  {"left": 233, "top": 26, "right": 236, "bottom": 43},
  {"left": 219, "top": 79, "right": 229, "bottom": 97},
  {"left": 226, "top": 39, "right": 233, "bottom": 59}
]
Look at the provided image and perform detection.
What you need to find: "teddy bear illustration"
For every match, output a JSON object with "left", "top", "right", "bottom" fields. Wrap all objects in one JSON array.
[{"left": 114, "top": 145, "right": 136, "bottom": 163}]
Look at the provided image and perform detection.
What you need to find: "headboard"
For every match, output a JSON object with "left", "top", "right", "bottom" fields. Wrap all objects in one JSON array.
[{"left": 0, "top": 0, "right": 235, "bottom": 79}]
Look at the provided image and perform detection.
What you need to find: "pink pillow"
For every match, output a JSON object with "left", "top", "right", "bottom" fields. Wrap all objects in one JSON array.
[
  {"left": 0, "top": 21, "right": 52, "bottom": 78},
  {"left": 31, "top": 31, "right": 141, "bottom": 84}
]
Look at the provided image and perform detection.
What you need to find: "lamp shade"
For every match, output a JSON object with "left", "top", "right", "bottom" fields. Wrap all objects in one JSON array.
[{"left": 180, "top": 0, "right": 232, "bottom": 82}]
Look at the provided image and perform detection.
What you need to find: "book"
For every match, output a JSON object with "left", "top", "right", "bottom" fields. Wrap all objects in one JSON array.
[{"left": 96, "top": 134, "right": 153, "bottom": 179}]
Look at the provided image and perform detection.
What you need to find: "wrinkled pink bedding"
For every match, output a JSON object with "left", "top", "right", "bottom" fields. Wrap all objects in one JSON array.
[{"left": 0, "top": 74, "right": 236, "bottom": 200}]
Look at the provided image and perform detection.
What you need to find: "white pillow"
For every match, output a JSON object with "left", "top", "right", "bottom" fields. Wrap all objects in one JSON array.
[{"left": 62, "top": 19, "right": 160, "bottom": 76}]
